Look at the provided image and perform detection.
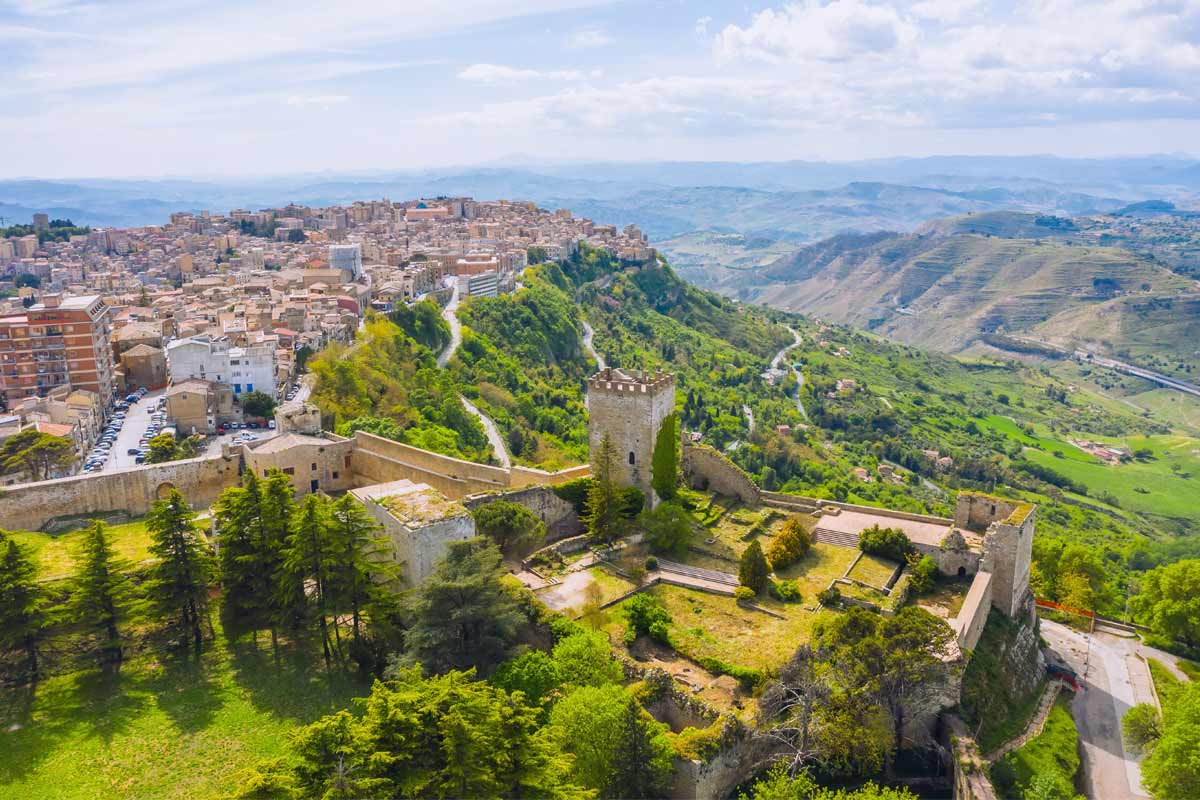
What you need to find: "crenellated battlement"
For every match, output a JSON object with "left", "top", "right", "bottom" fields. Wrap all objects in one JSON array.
[{"left": 586, "top": 367, "right": 675, "bottom": 396}]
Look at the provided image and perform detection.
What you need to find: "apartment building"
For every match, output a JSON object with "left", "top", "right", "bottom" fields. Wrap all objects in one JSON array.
[
  {"left": 0, "top": 294, "right": 116, "bottom": 407},
  {"left": 167, "top": 334, "right": 277, "bottom": 398}
]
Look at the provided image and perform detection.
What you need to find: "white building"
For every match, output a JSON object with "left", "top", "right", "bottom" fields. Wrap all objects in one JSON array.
[
  {"left": 167, "top": 335, "right": 277, "bottom": 398},
  {"left": 329, "top": 244, "right": 363, "bottom": 280}
]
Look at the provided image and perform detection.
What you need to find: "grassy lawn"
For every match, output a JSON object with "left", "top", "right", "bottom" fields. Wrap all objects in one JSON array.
[
  {"left": 915, "top": 578, "right": 970, "bottom": 619},
  {"left": 980, "top": 415, "right": 1093, "bottom": 461},
  {"left": 773, "top": 542, "right": 859, "bottom": 598},
  {"left": 991, "top": 695, "right": 1080, "bottom": 798},
  {"left": 616, "top": 584, "right": 831, "bottom": 672},
  {"left": 1179, "top": 659, "right": 1200, "bottom": 683},
  {"left": 0, "top": 633, "right": 368, "bottom": 800},
  {"left": 847, "top": 553, "right": 899, "bottom": 588},
  {"left": 8, "top": 519, "right": 155, "bottom": 582},
  {"left": 589, "top": 565, "right": 638, "bottom": 604}
]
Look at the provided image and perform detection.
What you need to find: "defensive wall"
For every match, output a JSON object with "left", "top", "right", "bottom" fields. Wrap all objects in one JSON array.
[
  {"left": 462, "top": 484, "right": 581, "bottom": 539},
  {"left": 0, "top": 451, "right": 241, "bottom": 531},
  {"left": 349, "top": 431, "right": 589, "bottom": 499},
  {"left": 681, "top": 444, "right": 759, "bottom": 504}
]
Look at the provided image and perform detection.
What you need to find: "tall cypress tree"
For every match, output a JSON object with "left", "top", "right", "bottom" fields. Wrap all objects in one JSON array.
[
  {"left": 0, "top": 532, "right": 45, "bottom": 682},
  {"left": 146, "top": 488, "right": 214, "bottom": 654},
  {"left": 283, "top": 494, "right": 339, "bottom": 669},
  {"left": 607, "top": 699, "right": 672, "bottom": 799},
  {"left": 586, "top": 433, "right": 622, "bottom": 545},
  {"left": 326, "top": 494, "right": 390, "bottom": 648},
  {"left": 214, "top": 471, "right": 267, "bottom": 638},
  {"left": 739, "top": 540, "right": 770, "bottom": 595},
  {"left": 66, "top": 521, "right": 138, "bottom": 670},
  {"left": 651, "top": 413, "right": 680, "bottom": 502},
  {"left": 261, "top": 468, "right": 303, "bottom": 649}
]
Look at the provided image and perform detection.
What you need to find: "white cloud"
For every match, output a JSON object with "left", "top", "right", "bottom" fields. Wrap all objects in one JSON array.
[
  {"left": 458, "top": 63, "right": 594, "bottom": 83},
  {"left": 285, "top": 94, "right": 349, "bottom": 106},
  {"left": 566, "top": 28, "right": 612, "bottom": 48},
  {"left": 715, "top": 0, "right": 917, "bottom": 63},
  {"left": 694, "top": 16, "right": 712, "bottom": 36}
]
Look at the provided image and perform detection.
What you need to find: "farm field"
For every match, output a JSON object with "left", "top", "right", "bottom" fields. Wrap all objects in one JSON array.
[{"left": 1021, "top": 435, "right": 1200, "bottom": 520}]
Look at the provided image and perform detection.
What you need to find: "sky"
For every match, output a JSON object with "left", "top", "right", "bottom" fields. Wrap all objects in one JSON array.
[{"left": 1, "top": 0, "right": 1199, "bottom": 177}]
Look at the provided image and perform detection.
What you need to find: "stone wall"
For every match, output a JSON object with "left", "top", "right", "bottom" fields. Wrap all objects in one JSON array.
[
  {"left": 0, "top": 452, "right": 241, "bottom": 531},
  {"left": 463, "top": 485, "right": 582, "bottom": 539},
  {"left": 243, "top": 435, "right": 357, "bottom": 496},
  {"left": 682, "top": 445, "right": 759, "bottom": 504},
  {"left": 351, "top": 431, "right": 587, "bottom": 500},
  {"left": 953, "top": 571, "right": 994, "bottom": 652}
]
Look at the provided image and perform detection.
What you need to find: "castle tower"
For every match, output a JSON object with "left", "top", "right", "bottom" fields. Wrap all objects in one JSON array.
[
  {"left": 957, "top": 493, "right": 1036, "bottom": 619},
  {"left": 587, "top": 368, "right": 676, "bottom": 506}
]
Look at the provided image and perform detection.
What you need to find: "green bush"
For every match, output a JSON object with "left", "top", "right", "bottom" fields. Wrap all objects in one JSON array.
[
  {"left": 859, "top": 524, "right": 915, "bottom": 562},
  {"left": 553, "top": 477, "right": 593, "bottom": 516},
  {"left": 738, "top": 541, "right": 770, "bottom": 594},
  {"left": 623, "top": 593, "right": 672, "bottom": 646},
  {"left": 734, "top": 586, "right": 755, "bottom": 603},
  {"left": 907, "top": 554, "right": 938, "bottom": 594},
  {"left": 644, "top": 556, "right": 659, "bottom": 571},
  {"left": 771, "top": 579, "right": 802, "bottom": 603},
  {"left": 818, "top": 586, "right": 842, "bottom": 606},
  {"left": 766, "top": 517, "right": 811, "bottom": 569}
]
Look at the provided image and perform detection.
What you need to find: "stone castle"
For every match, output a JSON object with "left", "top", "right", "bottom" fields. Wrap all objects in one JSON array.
[{"left": 586, "top": 367, "right": 676, "bottom": 506}]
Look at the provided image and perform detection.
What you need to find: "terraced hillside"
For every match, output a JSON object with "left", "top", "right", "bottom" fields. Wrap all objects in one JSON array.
[{"left": 739, "top": 214, "right": 1198, "bottom": 368}]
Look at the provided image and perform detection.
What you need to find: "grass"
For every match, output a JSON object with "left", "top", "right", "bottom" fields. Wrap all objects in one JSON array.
[
  {"left": 0, "top": 627, "right": 368, "bottom": 800},
  {"left": 773, "top": 543, "right": 859, "bottom": 598},
  {"left": 1020, "top": 434, "right": 1200, "bottom": 519},
  {"left": 616, "top": 583, "right": 831, "bottom": 672},
  {"left": 589, "top": 566, "right": 638, "bottom": 604},
  {"left": 8, "top": 519, "right": 154, "bottom": 582},
  {"left": 1148, "top": 657, "right": 1183, "bottom": 704},
  {"left": 1179, "top": 659, "right": 1200, "bottom": 683},
  {"left": 978, "top": 677, "right": 1049, "bottom": 755},
  {"left": 914, "top": 578, "right": 970, "bottom": 619},
  {"left": 991, "top": 695, "right": 1081, "bottom": 798},
  {"left": 980, "top": 415, "right": 1094, "bottom": 461},
  {"left": 847, "top": 553, "right": 900, "bottom": 588}
]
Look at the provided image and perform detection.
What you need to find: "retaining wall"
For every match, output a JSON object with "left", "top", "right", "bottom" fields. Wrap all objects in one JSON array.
[
  {"left": 0, "top": 453, "right": 241, "bottom": 531},
  {"left": 464, "top": 485, "right": 582, "bottom": 539},
  {"left": 954, "top": 571, "right": 994, "bottom": 652},
  {"left": 682, "top": 445, "right": 759, "bottom": 504}
]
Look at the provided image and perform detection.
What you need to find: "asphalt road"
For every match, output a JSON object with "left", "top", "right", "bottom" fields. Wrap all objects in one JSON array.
[{"left": 1041, "top": 620, "right": 1155, "bottom": 800}]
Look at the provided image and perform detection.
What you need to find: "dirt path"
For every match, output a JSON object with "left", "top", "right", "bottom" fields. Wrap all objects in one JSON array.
[
  {"left": 581, "top": 319, "right": 604, "bottom": 370},
  {"left": 771, "top": 327, "right": 808, "bottom": 419},
  {"left": 460, "top": 395, "right": 510, "bottom": 468}
]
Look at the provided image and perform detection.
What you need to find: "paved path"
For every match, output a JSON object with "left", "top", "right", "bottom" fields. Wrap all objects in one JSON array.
[
  {"left": 437, "top": 283, "right": 461, "bottom": 368},
  {"left": 581, "top": 319, "right": 604, "bottom": 370},
  {"left": 1042, "top": 620, "right": 1151, "bottom": 799},
  {"left": 460, "top": 395, "right": 510, "bottom": 468},
  {"left": 743, "top": 404, "right": 755, "bottom": 435}
]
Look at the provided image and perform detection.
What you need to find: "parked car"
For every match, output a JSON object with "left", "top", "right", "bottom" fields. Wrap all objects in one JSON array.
[
  {"left": 125, "top": 394, "right": 139, "bottom": 403},
  {"left": 134, "top": 455, "right": 145, "bottom": 464},
  {"left": 268, "top": 420, "right": 276, "bottom": 429},
  {"left": 126, "top": 448, "right": 140, "bottom": 456}
]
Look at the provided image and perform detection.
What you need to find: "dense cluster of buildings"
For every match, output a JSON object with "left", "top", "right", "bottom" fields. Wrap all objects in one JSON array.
[{"left": 0, "top": 196, "right": 655, "bottom": 482}]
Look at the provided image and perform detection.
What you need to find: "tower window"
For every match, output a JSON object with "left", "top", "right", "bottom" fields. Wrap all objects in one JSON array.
[{"left": 628, "top": 451, "right": 635, "bottom": 465}]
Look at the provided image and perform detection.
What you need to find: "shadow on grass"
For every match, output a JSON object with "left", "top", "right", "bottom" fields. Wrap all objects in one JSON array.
[
  {"left": 0, "top": 666, "right": 151, "bottom": 784},
  {"left": 140, "top": 652, "right": 224, "bottom": 734}
]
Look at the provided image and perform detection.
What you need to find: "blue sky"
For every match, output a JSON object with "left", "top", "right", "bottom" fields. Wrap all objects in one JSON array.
[{"left": 1, "top": 0, "right": 1199, "bottom": 177}]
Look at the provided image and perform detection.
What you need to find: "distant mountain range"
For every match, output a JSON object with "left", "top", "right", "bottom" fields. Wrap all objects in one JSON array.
[
  {"left": 3, "top": 155, "right": 1199, "bottom": 240},
  {"left": 716, "top": 210, "right": 1200, "bottom": 376}
]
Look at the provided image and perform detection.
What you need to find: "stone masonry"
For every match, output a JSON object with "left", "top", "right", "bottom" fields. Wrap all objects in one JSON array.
[{"left": 586, "top": 367, "right": 676, "bottom": 507}]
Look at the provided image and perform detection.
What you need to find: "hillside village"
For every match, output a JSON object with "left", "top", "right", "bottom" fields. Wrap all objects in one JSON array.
[{"left": 1, "top": 198, "right": 1199, "bottom": 800}]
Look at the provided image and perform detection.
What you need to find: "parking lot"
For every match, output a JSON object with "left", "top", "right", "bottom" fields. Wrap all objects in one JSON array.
[{"left": 92, "top": 388, "right": 166, "bottom": 472}]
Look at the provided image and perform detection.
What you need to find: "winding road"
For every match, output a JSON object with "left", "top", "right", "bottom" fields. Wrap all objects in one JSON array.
[
  {"left": 434, "top": 281, "right": 511, "bottom": 466},
  {"left": 581, "top": 319, "right": 604, "bottom": 370},
  {"left": 771, "top": 327, "right": 808, "bottom": 420}
]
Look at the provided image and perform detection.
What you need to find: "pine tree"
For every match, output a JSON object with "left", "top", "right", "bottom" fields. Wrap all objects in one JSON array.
[
  {"left": 607, "top": 699, "right": 673, "bottom": 799},
  {"left": 586, "top": 432, "right": 623, "bottom": 545},
  {"left": 650, "top": 413, "right": 680, "bottom": 503},
  {"left": 214, "top": 471, "right": 268, "bottom": 638},
  {"left": 283, "top": 493, "right": 339, "bottom": 669},
  {"left": 260, "top": 469, "right": 303, "bottom": 649},
  {"left": 326, "top": 494, "right": 391, "bottom": 649},
  {"left": 0, "top": 532, "right": 45, "bottom": 682},
  {"left": 739, "top": 540, "right": 770, "bottom": 594},
  {"left": 66, "top": 521, "right": 138, "bottom": 670},
  {"left": 146, "top": 488, "right": 214, "bottom": 653}
]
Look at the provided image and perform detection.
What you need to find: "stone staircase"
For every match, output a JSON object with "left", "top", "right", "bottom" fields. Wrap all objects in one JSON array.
[{"left": 812, "top": 527, "right": 860, "bottom": 548}]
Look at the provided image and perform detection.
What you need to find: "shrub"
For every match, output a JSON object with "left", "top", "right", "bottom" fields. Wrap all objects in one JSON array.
[
  {"left": 818, "top": 586, "right": 842, "bottom": 606},
  {"left": 639, "top": 501, "right": 692, "bottom": 556},
  {"left": 734, "top": 586, "right": 756, "bottom": 603},
  {"left": 644, "top": 556, "right": 659, "bottom": 571},
  {"left": 907, "top": 554, "right": 938, "bottom": 594},
  {"left": 553, "top": 477, "right": 593, "bottom": 515},
  {"left": 859, "top": 524, "right": 915, "bottom": 562},
  {"left": 624, "top": 593, "right": 672, "bottom": 646},
  {"left": 766, "top": 517, "right": 811, "bottom": 569},
  {"left": 618, "top": 486, "right": 646, "bottom": 518},
  {"left": 771, "top": 579, "right": 802, "bottom": 603},
  {"left": 738, "top": 541, "right": 770, "bottom": 594}
]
